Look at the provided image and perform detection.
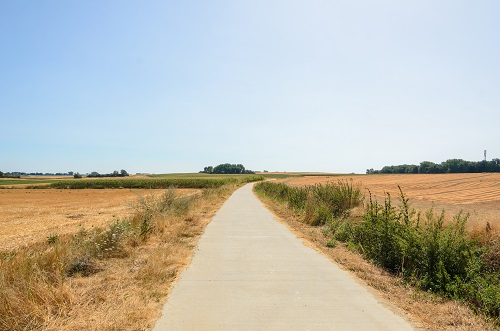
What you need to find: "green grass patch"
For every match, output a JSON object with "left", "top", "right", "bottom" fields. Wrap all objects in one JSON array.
[{"left": 0, "top": 179, "right": 55, "bottom": 186}]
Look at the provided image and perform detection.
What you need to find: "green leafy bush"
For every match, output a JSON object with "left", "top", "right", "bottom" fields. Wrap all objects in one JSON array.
[{"left": 326, "top": 188, "right": 500, "bottom": 321}]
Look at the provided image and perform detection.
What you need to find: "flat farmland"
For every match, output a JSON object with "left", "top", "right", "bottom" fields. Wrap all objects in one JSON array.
[
  {"left": 281, "top": 173, "right": 500, "bottom": 231},
  {"left": 0, "top": 188, "right": 199, "bottom": 249}
]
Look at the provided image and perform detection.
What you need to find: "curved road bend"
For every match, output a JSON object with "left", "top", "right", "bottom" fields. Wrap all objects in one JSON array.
[{"left": 153, "top": 183, "right": 415, "bottom": 331}]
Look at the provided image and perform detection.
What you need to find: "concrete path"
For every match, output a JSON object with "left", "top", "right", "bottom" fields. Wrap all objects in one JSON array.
[{"left": 153, "top": 184, "right": 415, "bottom": 331}]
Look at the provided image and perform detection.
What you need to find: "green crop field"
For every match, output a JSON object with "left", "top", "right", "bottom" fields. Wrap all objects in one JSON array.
[
  {"left": 0, "top": 179, "right": 55, "bottom": 186},
  {"left": 149, "top": 173, "right": 258, "bottom": 179},
  {"left": 28, "top": 175, "right": 264, "bottom": 189}
]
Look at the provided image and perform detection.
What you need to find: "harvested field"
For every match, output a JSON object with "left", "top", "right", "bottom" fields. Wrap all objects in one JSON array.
[
  {"left": 281, "top": 173, "right": 500, "bottom": 232},
  {"left": 0, "top": 188, "right": 199, "bottom": 249}
]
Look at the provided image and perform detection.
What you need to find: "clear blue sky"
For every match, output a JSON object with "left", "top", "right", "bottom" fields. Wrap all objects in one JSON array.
[{"left": 1, "top": 1, "right": 499, "bottom": 174}]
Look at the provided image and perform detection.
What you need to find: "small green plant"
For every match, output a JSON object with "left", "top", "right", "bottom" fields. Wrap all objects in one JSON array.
[
  {"left": 326, "top": 238, "right": 337, "bottom": 248},
  {"left": 91, "top": 221, "right": 131, "bottom": 258},
  {"left": 47, "top": 233, "right": 59, "bottom": 245},
  {"left": 140, "top": 218, "right": 154, "bottom": 240},
  {"left": 66, "top": 257, "right": 100, "bottom": 277}
]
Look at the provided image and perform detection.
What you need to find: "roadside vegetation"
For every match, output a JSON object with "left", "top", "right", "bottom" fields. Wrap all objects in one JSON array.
[
  {"left": 254, "top": 180, "right": 363, "bottom": 226},
  {"left": 254, "top": 181, "right": 500, "bottom": 328},
  {"left": 0, "top": 180, "right": 258, "bottom": 330},
  {"left": 28, "top": 176, "right": 263, "bottom": 190}
]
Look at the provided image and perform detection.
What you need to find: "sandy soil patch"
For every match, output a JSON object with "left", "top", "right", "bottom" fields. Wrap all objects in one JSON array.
[{"left": 0, "top": 188, "right": 199, "bottom": 249}]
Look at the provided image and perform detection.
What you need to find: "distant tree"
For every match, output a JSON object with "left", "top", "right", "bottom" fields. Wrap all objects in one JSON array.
[
  {"left": 120, "top": 169, "right": 129, "bottom": 177},
  {"left": 74, "top": 173, "right": 82, "bottom": 179},
  {"left": 0, "top": 171, "right": 3, "bottom": 178},
  {"left": 202, "top": 166, "right": 214, "bottom": 174},
  {"left": 418, "top": 161, "right": 441, "bottom": 174},
  {"left": 490, "top": 158, "right": 500, "bottom": 172},
  {"left": 202, "top": 163, "right": 255, "bottom": 174},
  {"left": 213, "top": 163, "right": 244, "bottom": 174},
  {"left": 477, "top": 160, "right": 488, "bottom": 172},
  {"left": 3, "top": 172, "right": 22, "bottom": 178}
]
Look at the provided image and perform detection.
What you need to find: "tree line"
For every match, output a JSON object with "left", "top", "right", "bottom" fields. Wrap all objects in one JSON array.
[
  {"left": 200, "top": 163, "right": 255, "bottom": 174},
  {"left": 0, "top": 171, "right": 75, "bottom": 178},
  {"left": 0, "top": 170, "right": 130, "bottom": 179},
  {"left": 85, "top": 170, "right": 129, "bottom": 178},
  {"left": 367, "top": 158, "right": 500, "bottom": 174},
  {"left": 0, "top": 171, "right": 21, "bottom": 178}
]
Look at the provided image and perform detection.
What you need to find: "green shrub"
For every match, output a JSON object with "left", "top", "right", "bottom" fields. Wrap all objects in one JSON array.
[
  {"left": 322, "top": 187, "right": 500, "bottom": 322},
  {"left": 254, "top": 180, "right": 363, "bottom": 226}
]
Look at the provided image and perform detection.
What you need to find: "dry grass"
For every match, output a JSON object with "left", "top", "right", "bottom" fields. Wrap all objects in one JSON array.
[
  {"left": 255, "top": 192, "right": 499, "bottom": 331},
  {"left": 0, "top": 185, "right": 236, "bottom": 331},
  {"left": 0, "top": 188, "right": 199, "bottom": 249}
]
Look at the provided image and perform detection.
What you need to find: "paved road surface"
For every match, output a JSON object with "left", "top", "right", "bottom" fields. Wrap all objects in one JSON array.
[{"left": 153, "top": 183, "right": 415, "bottom": 330}]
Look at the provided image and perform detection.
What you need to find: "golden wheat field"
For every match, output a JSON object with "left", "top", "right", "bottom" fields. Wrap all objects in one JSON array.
[
  {"left": 281, "top": 173, "right": 500, "bottom": 232},
  {"left": 0, "top": 188, "right": 199, "bottom": 249}
]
